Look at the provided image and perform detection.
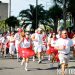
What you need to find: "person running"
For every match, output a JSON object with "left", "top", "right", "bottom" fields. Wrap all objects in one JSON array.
[
  {"left": 55, "top": 29, "right": 73, "bottom": 75},
  {"left": 19, "top": 32, "right": 35, "bottom": 71},
  {"left": 72, "top": 34, "right": 75, "bottom": 57},
  {"left": 14, "top": 28, "right": 23, "bottom": 61},
  {"left": 9, "top": 32, "right": 15, "bottom": 59},
  {"left": 1, "top": 33, "right": 8, "bottom": 58},
  {"left": 46, "top": 32, "right": 58, "bottom": 67},
  {"left": 33, "top": 28, "right": 44, "bottom": 63}
]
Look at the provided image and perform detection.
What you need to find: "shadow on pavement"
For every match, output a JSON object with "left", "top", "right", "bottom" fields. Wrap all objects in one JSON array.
[
  {"left": 0, "top": 67, "right": 14, "bottom": 70},
  {"left": 29, "top": 67, "right": 59, "bottom": 71}
]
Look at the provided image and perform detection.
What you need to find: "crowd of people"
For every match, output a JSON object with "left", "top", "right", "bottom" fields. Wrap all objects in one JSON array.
[{"left": 0, "top": 28, "right": 75, "bottom": 75}]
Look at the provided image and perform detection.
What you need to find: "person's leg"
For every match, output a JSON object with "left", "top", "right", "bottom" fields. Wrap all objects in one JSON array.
[
  {"left": 25, "top": 58, "right": 29, "bottom": 71},
  {"left": 58, "top": 54, "right": 66, "bottom": 75},
  {"left": 50, "top": 54, "right": 55, "bottom": 68},
  {"left": 48, "top": 55, "right": 51, "bottom": 60},
  {"left": 21, "top": 58, "right": 25, "bottom": 65},
  {"left": 4, "top": 47, "right": 6, "bottom": 58},
  {"left": 2, "top": 48, "right": 4, "bottom": 58},
  {"left": 73, "top": 49, "right": 75, "bottom": 57},
  {"left": 33, "top": 56, "right": 35, "bottom": 62},
  {"left": 37, "top": 46, "right": 42, "bottom": 63},
  {"left": 61, "top": 63, "right": 65, "bottom": 75},
  {"left": 41, "top": 46, "right": 46, "bottom": 60},
  {"left": 38, "top": 52, "right": 42, "bottom": 63},
  {"left": 11, "top": 52, "right": 14, "bottom": 59},
  {"left": 15, "top": 44, "right": 19, "bottom": 61}
]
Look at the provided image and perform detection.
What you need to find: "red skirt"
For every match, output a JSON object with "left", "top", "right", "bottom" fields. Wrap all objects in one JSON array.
[
  {"left": 46, "top": 46, "right": 58, "bottom": 55},
  {"left": 18, "top": 46, "right": 35, "bottom": 58}
]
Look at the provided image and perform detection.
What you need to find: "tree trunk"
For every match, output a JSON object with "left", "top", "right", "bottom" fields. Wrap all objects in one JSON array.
[
  {"left": 63, "top": 0, "right": 66, "bottom": 29},
  {"left": 73, "top": 16, "right": 75, "bottom": 29},
  {"left": 32, "top": 21, "right": 36, "bottom": 32},
  {"left": 54, "top": 18, "right": 58, "bottom": 33},
  {"left": 9, "top": 26, "right": 11, "bottom": 33}
]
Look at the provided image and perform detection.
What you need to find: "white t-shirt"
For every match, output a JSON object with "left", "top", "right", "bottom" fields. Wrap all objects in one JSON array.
[
  {"left": 55, "top": 38, "right": 73, "bottom": 54},
  {"left": 14, "top": 33, "right": 20, "bottom": 41},
  {"left": 21, "top": 39, "right": 30, "bottom": 48},
  {"left": 34, "top": 33, "right": 43, "bottom": 46},
  {"left": 72, "top": 39, "right": 75, "bottom": 48}
]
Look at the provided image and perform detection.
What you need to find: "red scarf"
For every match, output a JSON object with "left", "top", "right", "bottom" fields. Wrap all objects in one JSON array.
[
  {"left": 53, "top": 37, "right": 57, "bottom": 41},
  {"left": 25, "top": 38, "right": 29, "bottom": 41}
]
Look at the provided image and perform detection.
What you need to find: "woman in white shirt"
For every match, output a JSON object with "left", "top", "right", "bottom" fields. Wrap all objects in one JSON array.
[
  {"left": 47, "top": 32, "right": 58, "bottom": 67},
  {"left": 19, "top": 32, "right": 35, "bottom": 71}
]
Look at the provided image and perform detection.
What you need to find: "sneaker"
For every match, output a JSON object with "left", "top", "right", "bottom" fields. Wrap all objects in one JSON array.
[
  {"left": 33, "top": 58, "right": 35, "bottom": 62},
  {"left": 25, "top": 68, "right": 28, "bottom": 71},
  {"left": 48, "top": 58, "right": 50, "bottom": 61},
  {"left": 38, "top": 60, "right": 42, "bottom": 64}
]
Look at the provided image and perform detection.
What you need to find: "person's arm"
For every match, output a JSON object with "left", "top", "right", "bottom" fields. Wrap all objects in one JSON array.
[{"left": 47, "top": 38, "right": 51, "bottom": 47}]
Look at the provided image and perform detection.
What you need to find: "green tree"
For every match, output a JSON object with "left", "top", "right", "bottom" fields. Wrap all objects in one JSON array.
[
  {"left": 53, "top": 0, "right": 69, "bottom": 28},
  {"left": 68, "top": 0, "right": 75, "bottom": 29},
  {"left": 5, "top": 16, "right": 19, "bottom": 32},
  {"left": 48, "top": 4, "right": 63, "bottom": 33},
  {"left": 19, "top": 4, "right": 46, "bottom": 32}
]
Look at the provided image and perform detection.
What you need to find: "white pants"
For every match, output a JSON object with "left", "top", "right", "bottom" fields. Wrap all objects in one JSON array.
[
  {"left": 9, "top": 43, "right": 15, "bottom": 55},
  {"left": 34, "top": 45, "right": 47, "bottom": 53}
]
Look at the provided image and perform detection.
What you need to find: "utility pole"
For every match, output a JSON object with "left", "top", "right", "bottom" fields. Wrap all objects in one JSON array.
[
  {"left": 36, "top": 0, "right": 38, "bottom": 29},
  {"left": 9, "top": 0, "right": 11, "bottom": 17},
  {"left": 63, "top": 0, "right": 66, "bottom": 29}
]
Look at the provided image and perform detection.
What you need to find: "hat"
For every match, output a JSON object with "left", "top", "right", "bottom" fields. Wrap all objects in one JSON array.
[{"left": 18, "top": 28, "right": 23, "bottom": 32}]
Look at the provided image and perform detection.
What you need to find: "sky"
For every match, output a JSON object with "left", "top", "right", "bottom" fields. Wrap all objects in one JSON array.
[{"left": 0, "top": 0, "right": 54, "bottom": 16}]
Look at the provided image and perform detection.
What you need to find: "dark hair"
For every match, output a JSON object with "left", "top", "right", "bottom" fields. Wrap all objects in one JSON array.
[{"left": 50, "top": 33, "right": 56, "bottom": 38}]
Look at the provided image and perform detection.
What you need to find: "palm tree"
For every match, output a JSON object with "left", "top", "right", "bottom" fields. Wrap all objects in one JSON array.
[
  {"left": 19, "top": 4, "right": 46, "bottom": 32},
  {"left": 5, "top": 16, "right": 19, "bottom": 32},
  {"left": 53, "top": 0, "right": 69, "bottom": 28},
  {"left": 68, "top": 0, "right": 75, "bottom": 29},
  {"left": 48, "top": 4, "right": 63, "bottom": 33}
]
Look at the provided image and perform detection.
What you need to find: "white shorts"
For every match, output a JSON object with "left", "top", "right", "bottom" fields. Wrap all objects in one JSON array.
[
  {"left": 34, "top": 45, "right": 43, "bottom": 53},
  {"left": 42, "top": 45, "right": 47, "bottom": 51},
  {"left": 58, "top": 53, "right": 70, "bottom": 64}
]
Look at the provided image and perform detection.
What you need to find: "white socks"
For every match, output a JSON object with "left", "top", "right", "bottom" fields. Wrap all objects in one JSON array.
[
  {"left": 25, "top": 63, "right": 28, "bottom": 71},
  {"left": 21, "top": 60, "right": 25, "bottom": 66},
  {"left": 33, "top": 56, "right": 35, "bottom": 62},
  {"left": 48, "top": 55, "right": 50, "bottom": 60}
]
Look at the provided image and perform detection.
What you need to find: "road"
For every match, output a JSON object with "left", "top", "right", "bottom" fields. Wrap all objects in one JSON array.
[{"left": 0, "top": 54, "right": 75, "bottom": 75}]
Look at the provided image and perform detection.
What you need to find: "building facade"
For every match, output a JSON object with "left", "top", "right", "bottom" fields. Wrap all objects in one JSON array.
[{"left": 0, "top": 3, "right": 8, "bottom": 20}]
